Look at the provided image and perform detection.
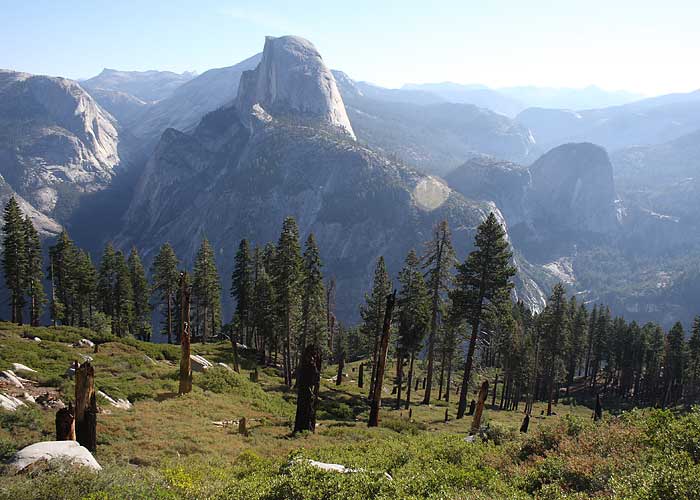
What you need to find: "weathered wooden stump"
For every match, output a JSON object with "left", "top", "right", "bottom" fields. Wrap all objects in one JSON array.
[
  {"left": 444, "top": 408, "right": 449, "bottom": 423},
  {"left": 294, "top": 344, "right": 322, "bottom": 434},
  {"left": 178, "top": 273, "right": 192, "bottom": 395},
  {"left": 520, "top": 414, "right": 530, "bottom": 433},
  {"left": 239, "top": 417, "right": 247, "bottom": 436},
  {"left": 467, "top": 399, "right": 476, "bottom": 416},
  {"left": 55, "top": 403, "right": 75, "bottom": 440},
  {"left": 75, "top": 361, "right": 97, "bottom": 451},
  {"left": 250, "top": 367, "right": 259, "bottom": 382},
  {"left": 470, "top": 380, "right": 489, "bottom": 435}
]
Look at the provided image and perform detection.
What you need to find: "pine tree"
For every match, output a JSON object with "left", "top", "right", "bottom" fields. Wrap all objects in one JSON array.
[
  {"left": 539, "top": 283, "right": 570, "bottom": 414},
  {"left": 97, "top": 243, "right": 117, "bottom": 322},
  {"left": 421, "top": 220, "right": 455, "bottom": 404},
  {"left": 2, "top": 197, "right": 27, "bottom": 323},
  {"left": 272, "top": 217, "right": 302, "bottom": 385},
  {"left": 231, "top": 239, "right": 253, "bottom": 346},
  {"left": 566, "top": 301, "right": 587, "bottom": 395},
  {"left": 74, "top": 250, "right": 97, "bottom": 328},
  {"left": 396, "top": 249, "right": 430, "bottom": 409},
  {"left": 23, "top": 215, "right": 45, "bottom": 326},
  {"left": 112, "top": 250, "right": 134, "bottom": 337},
  {"left": 688, "top": 317, "right": 700, "bottom": 400},
  {"left": 664, "top": 322, "right": 686, "bottom": 406},
  {"left": 360, "top": 256, "right": 391, "bottom": 396},
  {"left": 193, "top": 238, "right": 221, "bottom": 343},
  {"left": 253, "top": 255, "right": 276, "bottom": 363},
  {"left": 451, "top": 213, "right": 516, "bottom": 419},
  {"left": 300, "top": 233, "right": 327, "bottom": 353},
  {"left": 48, "top": 230, "right": 80, "bottom": 326},
  {"left": 128, "top": 247, "right": 151, "bottom": 340},
  {"left": 150, "top": 243, "right": 179, "bottom": 343}
]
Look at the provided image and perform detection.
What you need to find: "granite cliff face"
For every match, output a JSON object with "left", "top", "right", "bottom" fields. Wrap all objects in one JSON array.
[
  {"left": 127, "top": 54, "right": 262, "bottom": 145},
  {"left": 236, "top": 36, "right": 355, "bottom": 139},
  {"left": 0, "top": 69, "right": 120, "bottom": 222},
  {"left": 121, "top": 36, "right": 545, "bottom": 320},
  {"left": 528, "top": 143, "right": 618, "bottom": 234}
]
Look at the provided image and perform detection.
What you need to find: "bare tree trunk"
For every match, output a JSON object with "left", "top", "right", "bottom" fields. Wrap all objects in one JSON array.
[
  {"left": 294, "top": 344, "right": 321, "bottom": 433},
  {"left": 438, "top": 348, "right": 446, "bottom": 400},
  {"left": 178, "top": 273, "right": 192, "bottom": 395},
  {"left": 470, "top": 380, "right": 489, "bottom": 434},
  {"left": 520, "top": 414, "right": 530, "bottom": 433},
  {"left": 405, "top": 352, "right": 415, "bottom": 409},
  {"left": 368, "top": 291, "right": 396, "bottom": 427},
  {"left": 55, "top": 403, "right": 75, "bottom": 441},
  {"left": 457, "top": 302, "right": 483, "bottom": 419},
  {"left": 75, "top": 362, "right": 97, "bottom": 451},
  {"left": 358, "top": 363, "right": 364, "bottom": 388},
  {"left": 395, "top": 351, "right": 404, "bottom": 409},
  {"left": 336, "top": 351, "right": 344, "bottom": 386}
]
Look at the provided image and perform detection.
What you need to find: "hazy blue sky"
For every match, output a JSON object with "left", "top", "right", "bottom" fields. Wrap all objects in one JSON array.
[{"left": 2, "top": 0, "right": 698, "bottom": 95}]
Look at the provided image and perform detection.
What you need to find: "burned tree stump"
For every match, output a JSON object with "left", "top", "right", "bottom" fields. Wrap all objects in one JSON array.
[
  {"left": 336, "top": 353, "right": 344, "bottom": 386},
  {"left": 594, "top": 394, "right": 602, "bottom": 422},
  {"left": 520, "top": 414, "right": 530, "bottom": 433},
  {"left": 470, "top": 380, "right": 489, "bottom": 435},
  {"left": 178, "top": 273, "right": 193, "bottom": 395},
  {"left": 444, "top": 408, "right": 449, "bottom": 423},
  {"left": 55, "top": 403, "right": 75, "bottom": 441},
  {"left": 294, "top": 344, "right": 322, "bottom": 434},
  {"left": 422, "top": 378, "right": 426, "bottom": 390},
  {"left": 408, "top": 408, "right": 413, "bottom": 420},
  {"left": 415, "top": 377, "right": 420, "bottom": 391},
  {"left": 358, "top": 363, "right": 364, "bottom": 388},
  {"left": 239, "top": 417, "right": 247, "bottom": 436},
  {"left": 250, "top": 367, "right": 259, "bottom": 383},
  {"left": 368, "top": 291, "right": 396, "bottom": 427},
  {"left": 468, "top": 399, "right": 476, "bottom": 416},
  {"left": 75, "top": 361, "right": 97, "bottom": 451}
]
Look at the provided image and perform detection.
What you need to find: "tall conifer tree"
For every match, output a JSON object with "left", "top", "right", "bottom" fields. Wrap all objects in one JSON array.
[
  {"left": 151, "top": 243, "right": 179, "bottom": 343},
  {"left": 2, "top": 197, "right": 26, "bottom": 323},
  {"left": 451, "top": 213, "right": 515, "bottom": 419}
]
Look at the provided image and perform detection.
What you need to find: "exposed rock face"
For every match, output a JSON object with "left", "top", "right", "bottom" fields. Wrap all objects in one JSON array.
[
  {"left": 83, "top": 87, "right": 148, "bottom": 123},
  {"left": 121, "top": 102, "right": 496, "bottom": 321},
  {"left": 0, "top": 69, "right": 120, "bottom": 221},
  {"left": 236, "top": 36, "right": 355, "bottom": 139},
  {"left": 128, "top": 54, "right": 262, "bottom": 144},
  {"left": 446, "top": 156, "right": 531, "bottom": 225},
  {"left": 528, "top": 143, "right": 618, "bottom": 234},
  {"left": 83, "top": 68, "right": 195, "bottom": 102}
]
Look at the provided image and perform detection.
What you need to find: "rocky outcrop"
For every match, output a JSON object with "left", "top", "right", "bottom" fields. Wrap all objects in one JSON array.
[
  {"left": 9, "top": 441, "right": 101, "bottom": 471},
  {"left": 235, "top": 36, "right": 355, "bottom": 139},
  {"left": 0, "top": 69, "right": 120, "bottom": 221},
  {"left": 128, "top": 54, "right": 261, "bottom": 144},
  {"left": 446, "top": 156, "right": 531, "bottom": 225},
  {"left": 528, "top": 143, "right": 618, "bottom": 234}
]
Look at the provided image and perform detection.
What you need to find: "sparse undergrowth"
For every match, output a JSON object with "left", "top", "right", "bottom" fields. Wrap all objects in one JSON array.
[{"left": 1, "top": 324, "right": 697, "bottom": 499}]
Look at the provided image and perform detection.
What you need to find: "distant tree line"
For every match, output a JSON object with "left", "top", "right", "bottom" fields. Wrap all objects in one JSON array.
[{"left": 4, "top": 197, "right": 700, "bottom": 415}]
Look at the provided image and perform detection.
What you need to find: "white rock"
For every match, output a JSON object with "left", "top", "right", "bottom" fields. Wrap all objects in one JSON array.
[
  {"left": 23, "top": 392, "right": 36, "bottom": 403},
  {"left": 12, "top": 363, "right": 37, "bottom": 374},
  {"left": 33, "top": 337, "right": 41, "bottom": 342},
  {"left": 0, "top": 392, "right": 25, "bottom": 411},
  {"left": 9, "top": 441, "right": 101, "bottom": 471},
  {"left": 1, "top": 370, "right": 26, "bottom": 388},
  {"left": 190, "top": 354, "right": 213, "bottom": 372},
  {"left": 77, "top": 338, "right": 95, "bottom": 348},
  {"left": 217, "top": 362, "right": 234, "bottom": 372},
  {"left": 307, "top": 459, "right": 392, "bottom": 480},
  {"left": 97, "top": 390, "right": 132, "bottom": 410}
]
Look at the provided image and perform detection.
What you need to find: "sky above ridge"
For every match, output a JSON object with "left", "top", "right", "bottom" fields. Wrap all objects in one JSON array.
[{"left": 2, "top": 0, "right": 699, "bottom": 96}]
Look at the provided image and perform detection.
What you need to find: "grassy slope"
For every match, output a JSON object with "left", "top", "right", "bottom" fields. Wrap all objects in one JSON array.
[{"left": 1, "top": 323, "right": 697, "bottom": 499}]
